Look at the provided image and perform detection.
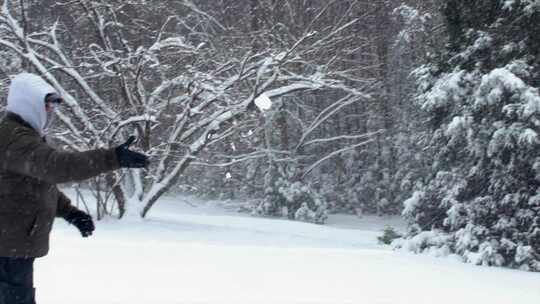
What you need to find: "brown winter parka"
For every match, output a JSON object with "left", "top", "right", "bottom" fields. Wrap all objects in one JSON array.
[{"left": 0, "top": 112, "right": 120, "bottom": 258}]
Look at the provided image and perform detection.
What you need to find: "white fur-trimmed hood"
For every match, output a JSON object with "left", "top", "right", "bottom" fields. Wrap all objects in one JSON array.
[{"left": 6, "top": 73, "right": 57, "bottom": 135}]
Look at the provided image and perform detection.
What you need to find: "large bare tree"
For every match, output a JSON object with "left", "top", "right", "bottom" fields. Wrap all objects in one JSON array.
[{"left": 0, "top": 0, "right": 374, "bottom": 218}]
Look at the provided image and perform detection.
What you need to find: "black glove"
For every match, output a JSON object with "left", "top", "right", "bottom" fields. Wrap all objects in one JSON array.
[
  {"left": 65, "top": 209, "right": 95, "bottom": 237},
  {"left": 115, "top": 136, "right": 149, "bottom": 168}
]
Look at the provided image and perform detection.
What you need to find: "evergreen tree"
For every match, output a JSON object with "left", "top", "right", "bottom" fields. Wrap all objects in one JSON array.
[{"left": 403, "top": 0, "right": 540, "bottom": 271}]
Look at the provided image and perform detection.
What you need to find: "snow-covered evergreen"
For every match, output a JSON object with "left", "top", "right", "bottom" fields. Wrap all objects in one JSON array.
[{"left": 401, "top": 0, "right": 540, "bottom": 271}]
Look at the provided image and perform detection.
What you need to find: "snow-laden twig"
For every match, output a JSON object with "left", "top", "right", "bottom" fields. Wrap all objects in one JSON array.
[
  {"left": 302, "top": 129, "right": 385, "bottom": 147},
  {"left": 302, "top": 139, "right": 375, "bottom": 179}
]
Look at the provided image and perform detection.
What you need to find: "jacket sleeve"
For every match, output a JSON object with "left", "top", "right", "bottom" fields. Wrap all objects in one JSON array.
[
  {"left": 56, "top": 190, "right": 78, "bottom": 218},
  {"left": 2, "top": 128, "right": 120, "bottom": 183}
]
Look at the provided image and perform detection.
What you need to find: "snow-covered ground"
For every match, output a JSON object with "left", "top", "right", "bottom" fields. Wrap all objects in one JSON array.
[{"left": 36, "top": 193, "right": 540, "bottom": 304}]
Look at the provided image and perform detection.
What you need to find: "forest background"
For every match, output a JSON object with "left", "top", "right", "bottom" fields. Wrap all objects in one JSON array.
[{"left": 0, "top": 0, "right": 538, "bottom": 271}]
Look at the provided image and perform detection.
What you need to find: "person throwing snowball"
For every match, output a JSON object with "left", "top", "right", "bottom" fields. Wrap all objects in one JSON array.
[{"left": 0, "top": 73, "right": 148, "bottom": 304}]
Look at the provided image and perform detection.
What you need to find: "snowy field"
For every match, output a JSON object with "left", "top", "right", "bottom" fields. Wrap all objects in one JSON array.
[{"left": 36, "top": 192, "right": 540, "bottom": 304}]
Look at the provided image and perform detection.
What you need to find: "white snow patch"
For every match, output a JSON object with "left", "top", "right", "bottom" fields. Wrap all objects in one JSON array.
[
  {"left": 402, "top": 190, "right": 424, "bottom": 217},
  {"left": 34, "top": 191, "right": 540, "bottom": 304},
  {"left": 519, "top": 128, "right": 539, "bottom": 145},
  {"left": 445, "top": 116, "right": 468, "bottom": 137}
]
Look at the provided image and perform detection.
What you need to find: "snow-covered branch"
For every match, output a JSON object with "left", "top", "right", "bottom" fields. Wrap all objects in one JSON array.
[{"left": 0, "top": 0, "right": 376, "bottom": 219}]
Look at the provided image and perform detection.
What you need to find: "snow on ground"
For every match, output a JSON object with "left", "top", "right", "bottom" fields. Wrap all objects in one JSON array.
[{"left": 36, "top": 192, "right": 540, "bottom": 304}]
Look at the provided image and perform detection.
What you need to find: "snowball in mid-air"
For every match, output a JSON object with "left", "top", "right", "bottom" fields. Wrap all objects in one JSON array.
[{"left": 254, "top": 93, "right": 272, "bottom": 111}]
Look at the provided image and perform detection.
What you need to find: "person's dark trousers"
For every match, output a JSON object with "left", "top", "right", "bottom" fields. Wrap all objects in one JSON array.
[{"left": 0, "top": 257, "right": 36, "bottom": 304}]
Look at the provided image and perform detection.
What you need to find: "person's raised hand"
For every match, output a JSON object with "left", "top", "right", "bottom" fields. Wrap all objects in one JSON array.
[{"left": 115, "top": 136, "right": 149, "bottom": 168}]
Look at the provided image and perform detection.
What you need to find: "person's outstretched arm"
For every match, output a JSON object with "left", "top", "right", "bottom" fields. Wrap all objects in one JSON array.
[{"left": 2, "top": 128, "right": 120, "bottom": 183}]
